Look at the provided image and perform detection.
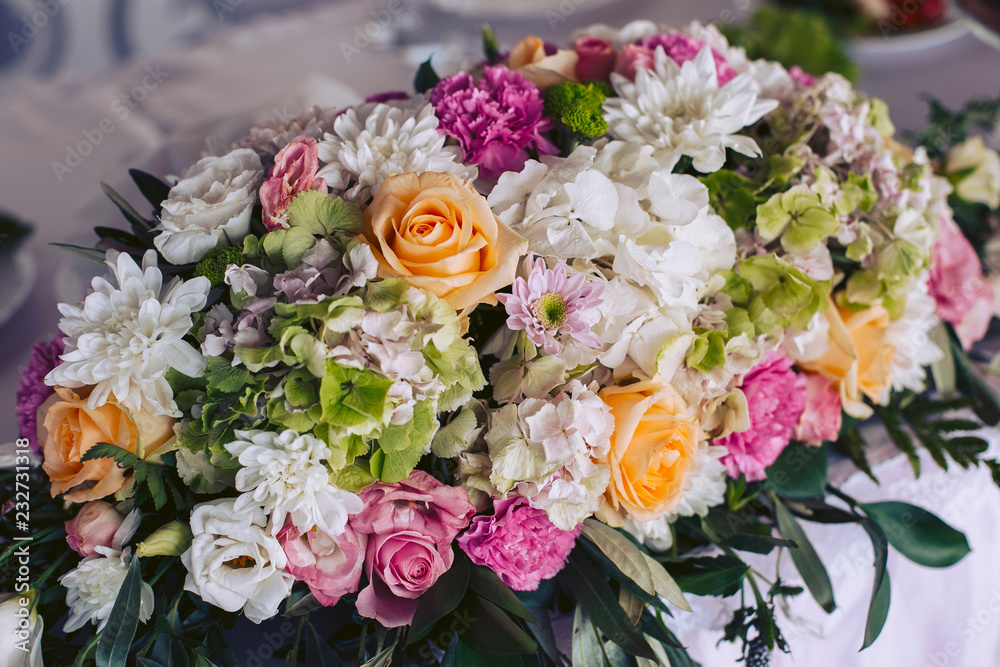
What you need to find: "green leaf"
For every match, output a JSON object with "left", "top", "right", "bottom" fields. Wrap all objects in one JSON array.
[
  {"left": 283, "top": 590, "right": 323, "bottom": 617},
  {"left": 204, "top": 357, "right": 253, "bottom": 395},
  {"left": 951, "top": 333, "right": 1000, "bottom": 425},
  {"left": 700, "top": 171, "right": 758, "bottom": 231},
  {"left": 766, "top": 443, "right": 829, "bottom": 498},
  {"left": 482, "top": 23, "right": 500, "bottom": 61},
  {"left": 96, "top": 556, "right": 143, "bottom": 667},
  {"left": 559, "top": 549, "right": 657, "bottom": 660},
  {"left": 287, "top": 190, "right": 365, "bottom": 242},
  {"left": 414, "top": 57, "right": 440, "bottom": 94},
  {"left": 102, "top": 182, "right": 154, "bottom": 233},
  {"left": 363, "top": 278, "right": 410, "bottom": 312},
  {"left": 571, "top": 606, "right": 608, "bottom": 667},
  {"left": 860, "top": 520, "right": 890, "bottom": 650},
  {"left": 305, "top": 621, "right": 341, "bottom": 666},
  {"left": 129, "top": 168, "right": 171, "bottom": 217},
  {"left": 52, "top": 242, "right": 108, "bottom": 265},
  {"left": 458, "top": 595, "right": 539, "bottom": 656},
  {"left": 468, "top": 564, "right": 534, "bottom": 622},
  {"left": 639, "top": 551, "right": 691, "bottom": 613},
  {"left": 670, "top": 555, "right": 750, "bottom": 597},
  {"left": 859, "top": 501, "right": 970, "bottom": 567},
  {"left": 773, "top": 496, "right": 836, "bottom": 613},
  {"left": 408, "top": 552, "right": 471, "bottom": 644},
  {"left": 580, "top": 519, "right": 655, "bottom": 597},
  {"left": 453, "top": 639, "right": 540, "bottom": 666}
]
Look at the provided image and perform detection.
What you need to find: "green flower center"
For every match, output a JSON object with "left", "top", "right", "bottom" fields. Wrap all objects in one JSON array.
[{"left": 533, "top": 293, "right": 568, "bottom": 329}]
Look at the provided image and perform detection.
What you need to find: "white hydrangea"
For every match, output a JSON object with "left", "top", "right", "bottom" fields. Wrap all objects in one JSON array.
[
  {"left": 46, "top": 250, "right": 211, "bottom": 417},
  {"left": 604, "top": 48, "right": 777, "bottom": 173},
  {"left": 317, "top": 100, "right": 477, "bottom": 203},
  {"left": 887, "top": 273, "right": 943, "bottom": 393},
  {"left": 225, "top": 429, "right": 363, "bottom": 536}
]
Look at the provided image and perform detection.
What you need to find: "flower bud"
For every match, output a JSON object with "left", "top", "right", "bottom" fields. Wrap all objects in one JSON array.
[
  {"left": 946, "top": 136, "right": 1000, "bottom": 209},
  {"left": 136, "top": 521, "right": 192, "bottom": 558},
  {"left": 65, "top": 501, "right": 125, "bottom": 557}
]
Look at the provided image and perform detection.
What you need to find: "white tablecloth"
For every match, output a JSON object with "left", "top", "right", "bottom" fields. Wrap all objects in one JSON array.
[{"left": 1, "top": 1, "right": 999, "bottom": 664}]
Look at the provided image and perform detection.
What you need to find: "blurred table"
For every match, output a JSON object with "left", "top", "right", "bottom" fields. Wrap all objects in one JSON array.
[{"left": 0, "top": 1, "right": 999, "bottom": 664}]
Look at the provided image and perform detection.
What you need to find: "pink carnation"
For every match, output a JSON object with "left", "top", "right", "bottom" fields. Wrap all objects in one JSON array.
[
  {"left": 929, "top": 217, "right": 994, "bottom": 350},
  {"left": 277, "top": 522, "right": 366, "bottom": 607},
  {"left": 259, "top": 135, "right": 327, "bottom": 230},
  {"left": 574, "top": 36, "right": 616, "bottom": 82},
  {"left": 458, "top": 497, "right": 580, "bottom": 591},
  {"left": 796, "top": 374, "right": 842, "bottom": 445},
  {"left": 719, "top": 352, "right": 806, "bottom": 481},
  {"left": 429, "top": 66, "right": 557, "bottom": 180},
  {"left": 350, "top": 470, "right": 475, "bottom": 549},
  {"left": 616, "top": 34, "right": 737, "bottom": 84}
]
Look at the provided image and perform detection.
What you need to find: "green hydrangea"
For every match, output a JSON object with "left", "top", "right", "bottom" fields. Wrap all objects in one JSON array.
[
  {"left": 543, "top": 81, "right": 611, "bottom": 138},
  {"left": 194, "top": 247, "right": 245, "bottom": 286}
]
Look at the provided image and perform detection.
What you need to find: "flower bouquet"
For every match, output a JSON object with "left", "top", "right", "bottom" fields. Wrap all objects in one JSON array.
[{"left": 7, "top": 18, "right": 1000, "bottom": 667}]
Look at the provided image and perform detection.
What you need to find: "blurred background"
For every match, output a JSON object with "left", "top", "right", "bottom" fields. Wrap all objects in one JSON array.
[{"left": 0, "top": 0, "right": 998, "bottom": 664}]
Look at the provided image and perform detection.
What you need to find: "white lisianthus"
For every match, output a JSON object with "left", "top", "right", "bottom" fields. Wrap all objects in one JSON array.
[
  {"left": 604, "top": 48, "right": 777, "bottom": 173},
  {"left": 45, "top": 250, "right": 211, "bottom": 417},
  {"left": 946, "top": 136, "right": 1000, "bottom": 209},
  {"left": 154, "top": 148, "right": 262, "bottom": 265},
  {"left": 0, "top": 592, "right": 43, "bottom": 667},
  {"left": 225, "top": 429, "right": 363, "bottom": 537},
  {"left": 181, "top": 499, "right": 294, "bottom": 624}
]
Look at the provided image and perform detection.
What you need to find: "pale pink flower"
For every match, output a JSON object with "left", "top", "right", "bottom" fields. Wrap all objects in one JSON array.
[
  {"left": 65, "top": 502, "right": 125, "bottom": 557},
  {"left": 496, "top": 256, "right": 604, "bottom": 355},
  {"left": 796, "top": 374, "right": 842, "bottom": 445},
  {"left": 259, "top": 135, "right": 327, "bottom": 230},
  {"left": 277, "top": 522, "right": 366, "bottom": 607},
  {"left": 929, "top": 217, "right": 994, "bottom": 350}
]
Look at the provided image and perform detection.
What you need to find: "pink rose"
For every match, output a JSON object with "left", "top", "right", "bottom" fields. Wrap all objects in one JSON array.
[
  {"left": 356, "top": 531, "right": 453, "bottom": 627},
  {"left": 614, "top": 44, "right": 657, "bottom": 80},
  {"left": 929, "top": 217, "right": 994, "bottom": 350},
  {"left": 259, "top": 135, "right": 327, "bottom": 230},
  {"left": 350, "top": 470, "right": 475, "bottom": 549},
  {"left": 65, "top": 501, "right": 125, "bottom": 557},
  {"left": 458, "top": 497, "right": 579, "bottom": 591},
  {"left": 574, "top": 36, "right": 616, "bottom": 82},
  {"left": 796, "top": 374, "right": 842, "bottom": 445},
  {"left": 718, "top": 352, "right": 807, "bottom": 481},
  {"left": 277, "top": 522, "right": 366, "bottom": 607}
]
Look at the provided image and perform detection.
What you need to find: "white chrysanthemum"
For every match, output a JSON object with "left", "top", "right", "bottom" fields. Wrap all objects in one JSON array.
[
  {"left": 60, "top": 510, "right": 152, "bottom": 633},
  {"left": 604, "top": 48, "right": 778, "bottom": 173},
  {"left": 226, "top": 429, "right": 363, "bottom": 536},
  {"left": 317, "top": 101, "right": 477, "bottom": 202},
  {"left": 623, "top": 443, "right": 727, "bottom": 551},
  {"left": 45, "top": 250, "right": 211, "bottom": 418},
  {"left": 888, "top": 273, "right": 943, "bottom": 393}
]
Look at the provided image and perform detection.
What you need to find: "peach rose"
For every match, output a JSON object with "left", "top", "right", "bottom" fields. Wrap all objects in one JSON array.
[
  {"left": 508, "top": 35, "right": 579, "bottom": 89},
  {"left": 597, "top": 378, "right": 701, "bottom": 524},
  {"left": 362, "top": 172, "right": 527, "bottom": 312},
  {"left": 40, "top": 386, "right": 176, "bottom": 504},
  {"left": 798, "top": 301, "right": 894, "bottom": 419}
]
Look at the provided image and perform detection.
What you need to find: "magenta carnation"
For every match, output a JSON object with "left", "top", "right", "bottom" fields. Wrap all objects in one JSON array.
[
  {"left": 16, "top": 336, "right": 64, "bottom": 451},
  {"left": 429, "top": 66, "right": 557, "bottom": 180},
  {"left": 718, "top": 352, "right": 806, "bottom": 481},
  {"left": 457, "top": 497, "right": 580, "bottom": 591},
  {"left": 496, "top": 256, "right": 604, "bottom": 355},
  {"left": 634, "top": 34, "right": 737, "bottom": 85}
]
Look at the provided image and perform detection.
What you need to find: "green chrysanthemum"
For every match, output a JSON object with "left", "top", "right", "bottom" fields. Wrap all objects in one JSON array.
[
  {"left": 543, "top": 81, "right": 611, "bottom": 138},
  {"left": 194, "top": 247, "right": 245, "bottom": 286}
]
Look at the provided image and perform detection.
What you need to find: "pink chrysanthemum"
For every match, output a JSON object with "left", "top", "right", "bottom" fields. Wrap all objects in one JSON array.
[
  {"left": 497, "top": 257, "right": 604, "bottom": 355},
  {"left": 429, "top": 66, "right": 557, "bottom": 179}
]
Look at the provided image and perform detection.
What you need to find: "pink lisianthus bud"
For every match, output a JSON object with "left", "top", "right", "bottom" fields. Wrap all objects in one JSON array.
[
  {"left": 277, "top": 522, "right": 366, "bottom": 607},
  {"left": 458, "top": 497, "right": 580, "bottom": 591},
  {"left": 789, "top": 66, "right": 815, "bottom": 88},
  {"left": 929, "top": 217, "right": 994, "bottom": 350},
  {"left": 796, "top": 374, "right": 842, "bottom": 445},
  {"left": 65, "top": 501, "right": 125, "bottom": 557},
  {"left": 614, "top": 44, "right": 657, "bottom": 80},
  {"left": 574, "top": 36, "right": 616, "bottom": 82},
  {"left": 259, "top": 135, "right": 327, "bottom": 230}
]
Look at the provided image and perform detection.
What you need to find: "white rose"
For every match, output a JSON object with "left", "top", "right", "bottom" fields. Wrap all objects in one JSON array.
[
  {"left": 154, "top": 148, "right": 263, "bottom": 265},
  {"left": 0, "top": 593, "right": 43, "bottom": 667},
  {"left": 946, "top": 136, "right": 1000, "bottom": 209},
  {"left": 181, "top": 499, "right": 293, "bottom": 624}
]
